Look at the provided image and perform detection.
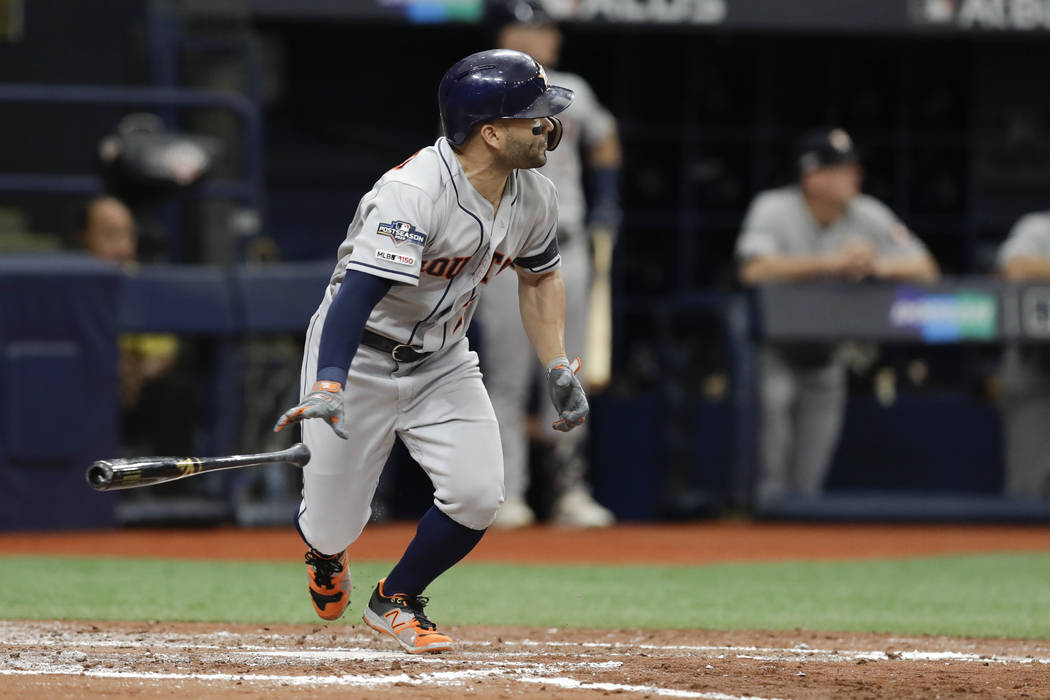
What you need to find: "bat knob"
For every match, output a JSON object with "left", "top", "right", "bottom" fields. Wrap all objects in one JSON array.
[
  {"left": 86, "top": 462, "right": 115, "bottom": 491},
  {"left": 288, "top": 442, "right": 311, "bottom": 467}
]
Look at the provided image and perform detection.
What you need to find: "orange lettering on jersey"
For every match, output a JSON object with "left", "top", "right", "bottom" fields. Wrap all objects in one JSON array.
[
  {"left": 445, "top": 256, "right": 469, "bottom": 279},
  {"left": 425, "top": 258, "right": 449, "bottom": 277},
  {"left": 391, "top": 150, "right": 422, "bottom": 171},
  {"left": 482, "top": 252, "right": 505, "bottom": 284}
]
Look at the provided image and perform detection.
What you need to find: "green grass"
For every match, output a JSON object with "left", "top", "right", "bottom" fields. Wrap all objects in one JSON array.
[{"left": 2, "top": 553, "right": 1048, "bottom": 639}]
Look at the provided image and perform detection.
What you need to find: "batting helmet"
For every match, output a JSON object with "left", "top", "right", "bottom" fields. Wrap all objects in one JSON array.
[{"left": 438, "top": 48, "right": 573, "bottom": 150}]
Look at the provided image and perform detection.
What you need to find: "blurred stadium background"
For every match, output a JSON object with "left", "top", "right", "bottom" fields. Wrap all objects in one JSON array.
[{"left": 3, "top": 0, "right": 1050, "bottom": 531}]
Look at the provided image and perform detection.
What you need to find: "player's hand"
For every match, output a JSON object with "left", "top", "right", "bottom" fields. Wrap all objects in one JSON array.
[
  {"left": 273, "top": 380, "right": 349, "bottom": 439},
  {"left": 545, "top": 356, "right": 589, "bottom": 432},
  {"left": 837, "top": 237, "right": 877, "bottom": 279}
]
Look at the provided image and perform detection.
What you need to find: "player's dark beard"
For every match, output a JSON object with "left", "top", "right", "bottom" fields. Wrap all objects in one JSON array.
[{"left": 503, "top": 128, "right": 547, "bottom": 169}]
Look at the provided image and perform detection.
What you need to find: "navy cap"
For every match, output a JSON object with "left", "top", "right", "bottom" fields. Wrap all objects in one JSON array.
[
  {"left": 797, "top": 128, "right": 859, "bottom": 173},
  {"left": 484, "top": 0, "right": 555, "bottom": 35}
]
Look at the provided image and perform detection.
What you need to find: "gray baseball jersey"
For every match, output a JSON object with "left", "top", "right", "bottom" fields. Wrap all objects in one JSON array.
[
  {"left": 297, "top": 136, "right": 563, "bottom": 553},
  {"left": 328, "top": 137, "right": 561, "bottom": 352},
  {"left": 998, "top": 212, "right": 1050, "bottom": 264},
  {"left": 736, "top": 186, "right": 929, "bottom": 261}
]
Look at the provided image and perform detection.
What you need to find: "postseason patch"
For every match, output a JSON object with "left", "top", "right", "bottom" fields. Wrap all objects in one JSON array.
[
  {"left": 376, "top": 249, "right": 415, "bottom": 266},
  {"left": 377, "top": 220, "right": 427, "bottom": 247}
]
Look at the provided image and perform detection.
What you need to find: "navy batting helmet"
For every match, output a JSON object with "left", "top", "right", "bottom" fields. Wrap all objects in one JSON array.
[{"left": 438, "top": 49, "right": 573, "bottom": 149}]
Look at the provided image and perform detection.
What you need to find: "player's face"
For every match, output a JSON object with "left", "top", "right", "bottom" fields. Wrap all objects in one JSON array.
[
  {"left": 805, "top": 163, "right": 861, "bottom": 206},
  {"left": 499, "top": 24, "right": 562, "bottom": 68},
  {"left": 499, "top": 118, "right": 552, "bottom": 169}
]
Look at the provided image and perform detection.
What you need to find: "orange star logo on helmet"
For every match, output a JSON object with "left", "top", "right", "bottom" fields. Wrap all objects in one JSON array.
[{"left": 537, "top": 64, "right": 549, "bottom": 88}]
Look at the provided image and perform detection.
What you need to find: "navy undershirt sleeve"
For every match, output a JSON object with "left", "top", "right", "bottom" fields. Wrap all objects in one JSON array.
[{"left": 315, "top": 270, "right": 393, "bottom": 385}]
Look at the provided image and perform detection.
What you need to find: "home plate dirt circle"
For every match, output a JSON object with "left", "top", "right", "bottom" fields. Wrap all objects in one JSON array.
[{"left": 1, "top": 620, "right": 1047, "bottom": 698}]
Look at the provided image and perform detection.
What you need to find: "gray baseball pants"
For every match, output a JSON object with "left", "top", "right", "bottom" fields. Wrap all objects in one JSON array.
[
  {"left": 755, "top": 347, "right": 847, "bottom": 503},
  {"left": 297, "top": 287, "right": 504, "bottom": 556}
]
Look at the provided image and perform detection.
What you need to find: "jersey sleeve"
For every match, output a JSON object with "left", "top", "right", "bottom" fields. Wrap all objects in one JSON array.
[
  {"left": 998, "top": 213, "right": 1050, "bottom": 266},
  {"left": 858, "top": 197, "right": 929, "bottom": 259},
  {"left": 513, "top": 186, "right": 562, "bottom": 274},
  {"left": 345, "top": 182, "right": 432, "bottom": 287},
  {"left": 735, "top": 193, "right": 785, "bottom": 261},
  {"left": 569, "top": 76, "right": 616, "bottom": 149}
]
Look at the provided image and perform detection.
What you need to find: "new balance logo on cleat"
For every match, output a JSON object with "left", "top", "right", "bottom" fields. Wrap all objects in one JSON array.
[
  {"left": 362, "top": 578, "right": 453, "bottom": 654},
  {"left": 305, "top": 548, "right": 350, "bottom": 621}
]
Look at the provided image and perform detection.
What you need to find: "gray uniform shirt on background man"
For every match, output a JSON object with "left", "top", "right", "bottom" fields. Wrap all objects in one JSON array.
[
  {"left": 736, "top": 185, "right": 930, "bottom": 503},
  {"left": 997, "top": 212, "right": 1050, "bottom": 498},
  {"left": 477, "top": 68, "right": 615, "bottom": 511}
]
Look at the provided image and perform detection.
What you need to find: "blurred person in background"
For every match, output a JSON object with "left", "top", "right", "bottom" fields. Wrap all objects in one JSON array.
[
  {"left": 76, "top": 195, "right": 191, "bottom": 456},
  {"left": 478, "top": 0, "right": 621, "bottom": 528},
  {"left": 735, "top": 128, "right": 940, "bottom": 504},
  {"left": 996, "top": 212, "right": 1050, "bottom": 498}
]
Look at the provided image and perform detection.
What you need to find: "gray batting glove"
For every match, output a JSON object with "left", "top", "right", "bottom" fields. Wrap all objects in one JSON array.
[
  {"left": 273, "top": 380, "right": 349, "bottom": 439},
  {"left": 545, "top": 356, "right": 589, "bottom": 432}
]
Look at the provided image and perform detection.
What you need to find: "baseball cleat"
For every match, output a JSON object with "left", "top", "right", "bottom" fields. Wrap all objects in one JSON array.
[
  {"left": 491, "top": 496, "right": 536, "bottom": 529},
  {"left": 363, "top": 578, "right": 453, "bottom": 654},
  {"left": 550, "top": 488, "right": 615, "bottom": 528},
  {"left": 305, "top": 547, "right": 351, "bottom": 621}
]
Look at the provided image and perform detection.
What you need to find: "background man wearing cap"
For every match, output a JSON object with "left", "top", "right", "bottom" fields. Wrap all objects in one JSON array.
[
  {"left": 735, "top": 128, "right": 940, "bottom": 504},
  {"left": 478, "top": 0, "right": 622, "bottom": 528}
]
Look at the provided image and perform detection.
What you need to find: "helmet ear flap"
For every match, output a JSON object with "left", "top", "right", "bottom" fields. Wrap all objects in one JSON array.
[{"left": 546, "top": 116, "right": 563, "bottom": 151}]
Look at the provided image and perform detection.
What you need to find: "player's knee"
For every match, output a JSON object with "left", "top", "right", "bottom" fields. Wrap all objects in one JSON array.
[
  {"left": 441, "top": 476, "right": 504, "bottom": 530},
  {"left": 297, "top": 506, "right": 367, "bottom": 555}
]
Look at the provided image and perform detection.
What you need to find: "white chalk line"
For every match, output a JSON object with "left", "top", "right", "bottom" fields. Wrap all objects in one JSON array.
[
  {"left": 0, "top": 666, "right": 780, "bottom": 700},
  {"left": 506, "top": 639, "right": 1050, "bottom": 665},
  {"left": 2, "top": 620, "right": 1046, "bottom": 700},
  {"left": 4, "top": 625, "right": 1046, "bottom": 667},
  {"left": 5, "top": 622, "right": 1046, "bottom": 667}
]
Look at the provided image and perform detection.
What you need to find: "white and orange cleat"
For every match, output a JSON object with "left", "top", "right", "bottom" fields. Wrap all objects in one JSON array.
[
  {"left": 305, "top": 548, "right": 351, "bottom": 621},
  {"left": 362, "top": 578, "right": 453, "bottom": 654}
]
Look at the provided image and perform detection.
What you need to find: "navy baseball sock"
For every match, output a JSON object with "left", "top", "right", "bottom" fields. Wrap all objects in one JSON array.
[{"left": 382, "top": 505, "right": 485, "bottom": 597}]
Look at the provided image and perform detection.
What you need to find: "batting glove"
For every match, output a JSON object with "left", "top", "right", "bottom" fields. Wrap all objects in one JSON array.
[
  {"left": 545, "top": 356, "right": 589, "bottom": 432},
  {"left": 273, "top": 380, "right": 349, "bottom": 439}
]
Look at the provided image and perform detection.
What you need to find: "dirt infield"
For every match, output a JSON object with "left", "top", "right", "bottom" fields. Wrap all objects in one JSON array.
[
  {"left": 2, "top": 523, "right": 1049, "bottom": 698},
  {"left": 2, "top": 522, "right": 1049, "bottom": 563},
  {"left": 1, "top": 620, "right": 1047, "bottom": 699}
]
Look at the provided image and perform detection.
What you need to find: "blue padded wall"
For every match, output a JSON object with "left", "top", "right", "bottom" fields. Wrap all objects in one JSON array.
[{"left": 0, "top": 255, "right": 121, "bottom": 530}]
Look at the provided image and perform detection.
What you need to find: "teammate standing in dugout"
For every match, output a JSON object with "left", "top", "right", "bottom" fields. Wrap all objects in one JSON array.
[
  {"left": 736, "top": 129, "right": 939, "bottom": 505},
  {"left": 479, "top": 0, "right": 622, "bottom": 529},
  {"left": 273, "top": 50, "right": 588, "bottom": 654}
]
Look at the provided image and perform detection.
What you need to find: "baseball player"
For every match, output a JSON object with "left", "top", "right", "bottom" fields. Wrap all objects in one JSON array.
[
  {"left": 735, "top": 128, "right": 939, "bottom": 504},
  {"left": 273, "top": 49, "right": 587, "bottom": 654},
  {"left": 479, "top": 0, "right": 621, "bottom": 528},
  {"left": 997, "top": 212, "right": 1050, "bottom": 498}
]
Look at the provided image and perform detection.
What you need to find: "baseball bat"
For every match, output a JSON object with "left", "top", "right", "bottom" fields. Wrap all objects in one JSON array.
[
  {"left": 86, "top": 443, "right": 310, "bottom": 492},
  {"left": 583, "top": 227, "right": 614, "bottom": 391}
]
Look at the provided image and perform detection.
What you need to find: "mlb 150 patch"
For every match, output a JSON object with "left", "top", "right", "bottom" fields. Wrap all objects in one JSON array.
[
  {"left": 377, "top": 249, "right": 416, "bottom": 266},
  {"left": 377, "top": 220, "right": 427, "bottom": 247}
]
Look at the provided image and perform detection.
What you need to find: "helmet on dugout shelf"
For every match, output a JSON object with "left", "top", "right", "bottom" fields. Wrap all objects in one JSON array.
[{"left": 437, "top": 48, "right": 573, "bottom": 150}]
